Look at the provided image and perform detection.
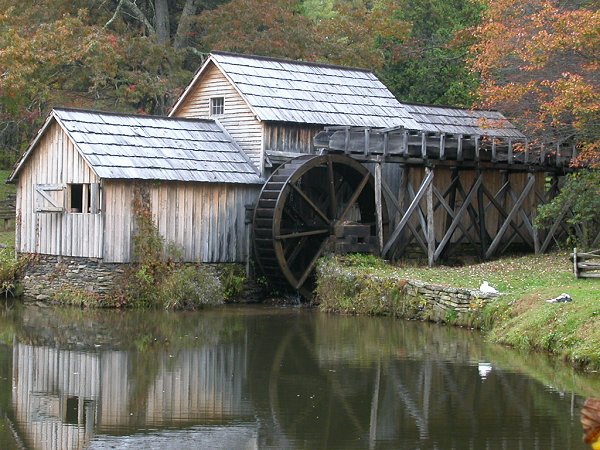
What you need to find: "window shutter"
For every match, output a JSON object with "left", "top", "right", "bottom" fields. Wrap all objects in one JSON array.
[
  {"left": 35, "top": 184, "right": 65, "bottom": 213},
  {"left": 90, "top": 183, "right": 101, "bottom": 213}
]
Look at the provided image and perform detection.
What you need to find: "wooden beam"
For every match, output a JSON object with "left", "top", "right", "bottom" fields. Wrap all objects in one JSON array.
[
  {"left": 433, "top": 185, "right": 478, "bottom": 250},
  {"left": 457, "top": 135, "right": 463, "bottom": 161},
  {"left": 420, "top": 132, "right": 427, "bottom": 158},
  {"left": 433, "top": 173, "right": 483, "bottom": 260},
  {"left": 477, "top": 171, "right": 487, "bottom": 258},
  {"left": 481, "top": 183, "right": 532, "bottom": 249},
  {"left": 381, "top": 176, "right": 428, "bottom": 254},
  {"left": 375, "top": 162, "right": 384, "bottom": 255},
  {"left": 383, "top": 169, "right": 434, "bottom": 257},
  {"left": 539, "top": 200, "right": 572, "bottom": 253},
  {"left": 439, "top": 134, "right": 446, "bottom": 160},
  {"left": 485, "top": 173, "right": 536, "bottom": 258},
  {"left": 426, "top": 168, "right": 435, "bottom": 266}
]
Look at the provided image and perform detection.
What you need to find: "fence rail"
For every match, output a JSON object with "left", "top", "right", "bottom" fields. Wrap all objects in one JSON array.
[{"left": 572, "top": 248, "right": 600, "bottom": 278}]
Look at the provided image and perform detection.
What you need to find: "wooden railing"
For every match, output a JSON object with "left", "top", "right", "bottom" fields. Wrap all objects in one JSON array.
[{"left": 572, "top": 248, "right": 600, "bottom": 278}]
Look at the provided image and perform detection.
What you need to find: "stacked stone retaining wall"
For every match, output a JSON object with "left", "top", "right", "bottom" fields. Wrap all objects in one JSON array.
[{"left": 21, "top": 255, "right": 125, "bottom": 301}]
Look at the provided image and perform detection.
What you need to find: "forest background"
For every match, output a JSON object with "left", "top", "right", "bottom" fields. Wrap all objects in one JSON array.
[{"left": 0, "top": 0, "right": 598, "bottom": 170}]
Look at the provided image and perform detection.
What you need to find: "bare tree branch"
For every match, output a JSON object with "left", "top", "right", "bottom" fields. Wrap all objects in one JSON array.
[{"left": 104, "top": 0, "right": 156, "bottom": 36}]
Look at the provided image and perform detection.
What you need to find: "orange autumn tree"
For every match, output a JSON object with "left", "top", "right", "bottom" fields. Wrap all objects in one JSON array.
[{"left": 471, "top": 0, "right": 599, "bottom": 167}]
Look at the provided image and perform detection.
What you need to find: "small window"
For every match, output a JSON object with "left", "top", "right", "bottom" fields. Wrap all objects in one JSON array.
[
  {"left": 68, "top": 183, "right": 100, "bottom": 213},
  {"left": 210, "top": 97, "right": 224, "bottom": 116}
]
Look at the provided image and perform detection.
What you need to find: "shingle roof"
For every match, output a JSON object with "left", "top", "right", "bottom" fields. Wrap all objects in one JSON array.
[
  {"left": 11, "top": 109, "right": 263, "bottom": 184},
  {"left": 173, "top": 51, "right": 422, "bottom": 129},
  {"left": 401, "top": 103, "right": 525, "bottom": 138}
]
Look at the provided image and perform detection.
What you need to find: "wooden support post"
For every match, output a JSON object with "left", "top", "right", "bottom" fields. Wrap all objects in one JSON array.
[
  {"left": 485, "top": 172, "right": 536, "bottom": 258},
  {"left": 383, "top": 132, "right": 389, "bottom": 156},
  {"left": 439, "top": 167, "right": 458, "bottom": 260},
  {"left": 457, "top": 135, "right": 463, "bottom": 161},
  {"left": 439, "top": 134, "right": 446, "bottom": 160},
  {"left": 344, "top": 127, "right": 350, "bottom": 154},
  {"left": 491, "top": 139, "right": 497, "bottom": 162},
  {"left": 507, "top": 139, "right": 513, "bottom": 164},
  {"left": 421, "top": 132, "right": 427, "bottom": 158},
  {"left": 477, "top": 170, "right": 487, "bottom": 259},
  {"left": 375, "top": 161, "right": 384, "bottom": 255},
  {"left": 403, "top": 130, "right": 409, "bottom": 157},
  {"left": 426, "top": 167, "right": 435, "bottom": 266},
  {"left": 475, "top": 136, "right": 480, "bottom": 161},
  {"left": 364, "top": 129, "right": 370, "bottom": 156},
  {"left": 524, "top": 140, "right": 530, "bottom": 164}
]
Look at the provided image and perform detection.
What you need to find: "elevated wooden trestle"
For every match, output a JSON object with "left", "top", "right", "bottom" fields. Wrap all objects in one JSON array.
[{"left": 314, "top": 126, "right": 577, "bottom": 265}]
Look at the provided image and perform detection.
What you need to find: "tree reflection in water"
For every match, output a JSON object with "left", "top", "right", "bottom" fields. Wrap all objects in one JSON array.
[{"left": 0, "top": 302, "right": 596, "bottom": 450}]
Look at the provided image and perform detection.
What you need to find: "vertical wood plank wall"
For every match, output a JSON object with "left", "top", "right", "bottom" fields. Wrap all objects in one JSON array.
[
  {"left": 263, "top": 123, "right": 324, "bottom": 154},
  {"left": 15, "top": 122, "right": 103, "bottom": 258},
  {"left": 103, "top": 181, "right": 260, "bottom": 263},
  {"left": 173, "top": 62, "right": 264, "bottom": 171}
]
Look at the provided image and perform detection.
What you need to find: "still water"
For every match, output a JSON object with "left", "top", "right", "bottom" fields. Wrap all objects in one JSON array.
[{"left": 0, "top": 302, "right": 597, "bottom": 450}]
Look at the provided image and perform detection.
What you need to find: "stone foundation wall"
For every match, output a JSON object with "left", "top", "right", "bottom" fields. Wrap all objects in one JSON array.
[
  {"left": 404, "top": 279, "right": 497, "bottom": 314},
  {"left": 21, "top": 255, "right": 126, "bottom": 301}
]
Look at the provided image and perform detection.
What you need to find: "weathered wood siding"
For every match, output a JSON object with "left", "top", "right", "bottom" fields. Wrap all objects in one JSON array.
[
  {"left": 15, "top": 122, "right": 103, "bottom": 258},
  {"left": 103, "top": 180, "right": 260, "bottom": 263},
  {"left": 263, "top": 123, "right": 324, "bottom": 154},
  {"left": 173, "top": 62, "right": 264, "bottom": 171}
]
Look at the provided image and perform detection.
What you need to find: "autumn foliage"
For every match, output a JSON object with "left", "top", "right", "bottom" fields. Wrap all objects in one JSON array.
[{"left": 472, "top": 0, "right": 599, "bottom": 167}]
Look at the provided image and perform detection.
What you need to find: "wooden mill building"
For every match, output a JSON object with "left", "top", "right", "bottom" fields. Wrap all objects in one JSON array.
[
  {"left": 10, "top": 51, "right": 573, "bottom": 296},
  {"left": 9, "top": 108, "right": 262, "bottom": 264}
]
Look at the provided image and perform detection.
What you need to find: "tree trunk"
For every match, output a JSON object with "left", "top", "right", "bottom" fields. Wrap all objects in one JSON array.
[
  {"left": 174, "top": 0, "right": 200, "bottom": 49},
  {"left": 154, "top": 0, "right": 171, "bottom": 45}
]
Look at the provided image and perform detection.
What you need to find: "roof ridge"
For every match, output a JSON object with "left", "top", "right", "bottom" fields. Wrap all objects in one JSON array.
[
  {"left": 399, "top": 101, "right": 503, "bottom": 114},
  {"left": 211, "top": 51, "right": 374, "bottom": 74},
  {"left": 53, "top": 107, "right": 218, "bottom": 124}
]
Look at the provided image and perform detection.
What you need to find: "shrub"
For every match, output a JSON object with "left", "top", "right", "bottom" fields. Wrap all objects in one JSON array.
[
  {"left": 220, "top": 264, "right": 246, "bottom": 301},
  {"left": 535, "top": 170, "right": 600, "bottom": 249},
  {"left": 0, "top": 248, "right": 28, "bottom": 297},
  {"left": 160, "top": 265, "right": 224, "bottom": 310},
  {"left": 117, "top": 184, "right": 225, "bottom": 310}
]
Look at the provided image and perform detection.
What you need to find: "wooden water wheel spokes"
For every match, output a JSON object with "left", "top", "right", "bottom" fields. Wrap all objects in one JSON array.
[{"left": 253, "top": 154, "right": 385, "bottom": 296}]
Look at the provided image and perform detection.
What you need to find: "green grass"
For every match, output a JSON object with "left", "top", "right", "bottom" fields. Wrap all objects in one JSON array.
[
  {"left": 326, "top": 252, "right": 600, "bottom": 370},
  {"left": 0, "top": 232, "right": 14, "bottom": 247}
]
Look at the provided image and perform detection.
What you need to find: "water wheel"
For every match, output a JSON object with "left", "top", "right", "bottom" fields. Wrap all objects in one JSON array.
[{"left": 253, "top": 154, "right": 386, "bottom": 297}]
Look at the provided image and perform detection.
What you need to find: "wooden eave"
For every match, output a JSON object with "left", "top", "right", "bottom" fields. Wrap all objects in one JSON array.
[
  {"left": 168, "top": 56, "right": 262, "bottom": 121},
  {"left": 8, "top": 111, "right": 100, "bottom": 183}
]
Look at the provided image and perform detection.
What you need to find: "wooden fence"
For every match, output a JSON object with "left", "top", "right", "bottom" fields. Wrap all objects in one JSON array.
[{"left": 572, "top": 248, "right": 600, "bottom": 278}]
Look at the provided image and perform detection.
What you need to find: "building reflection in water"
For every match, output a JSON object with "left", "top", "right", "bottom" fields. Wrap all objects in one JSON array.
[
  {"left": 4, "top": 307, "right": 592, "bottom": 450},
  {"left": 12, "top": 341, "right": 256, "bottom": 450}
]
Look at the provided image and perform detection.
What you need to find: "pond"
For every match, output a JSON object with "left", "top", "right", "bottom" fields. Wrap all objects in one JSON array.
[{"left": 0, "top": 301, "right": 597, "bottom": 449}]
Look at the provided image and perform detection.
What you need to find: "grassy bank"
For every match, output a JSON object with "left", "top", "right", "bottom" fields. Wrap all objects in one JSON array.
[{"left": 314, "top": 252, "right": 600, "bottom": 371}]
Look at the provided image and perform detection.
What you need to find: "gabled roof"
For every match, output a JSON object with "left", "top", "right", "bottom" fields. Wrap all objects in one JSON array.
[
  {"left": 402, "top": 103, "right": 525, "bottom": 138},
  {"left": 170, "top": 51, "right": 422, "bottom": 129},
  {"left": 10, "top": 108, "right": 263, "bottom": 184}
]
